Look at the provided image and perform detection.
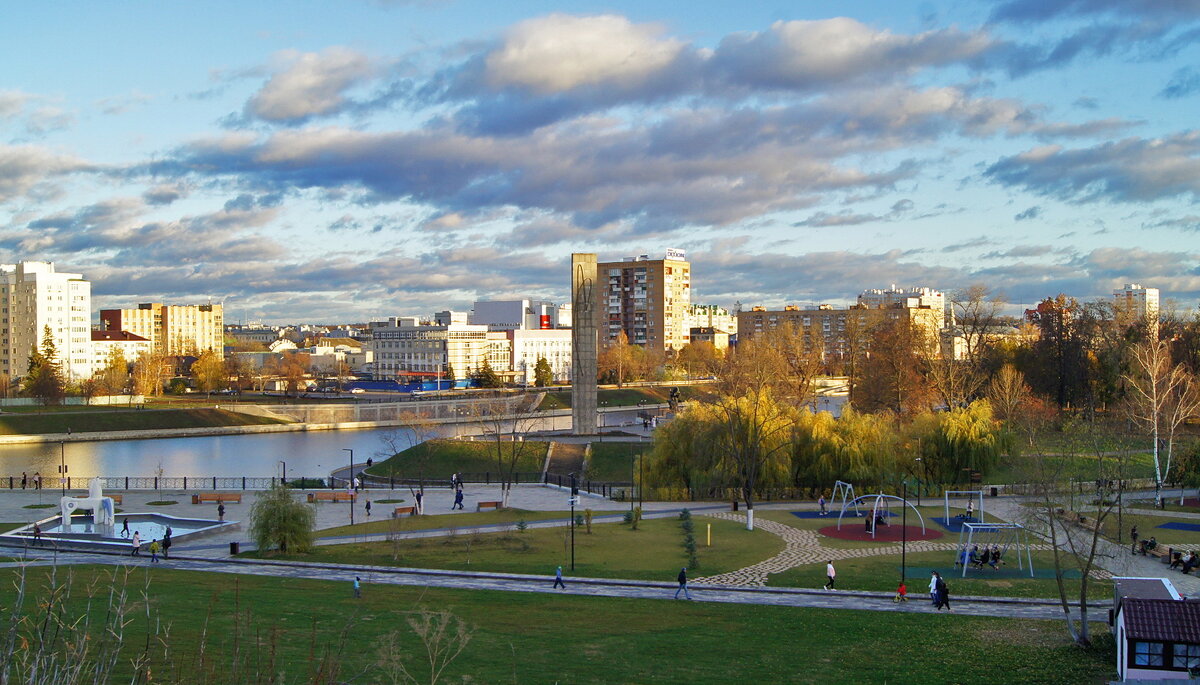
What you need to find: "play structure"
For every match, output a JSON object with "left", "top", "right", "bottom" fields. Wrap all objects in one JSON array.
[
  {"left": 954, "top": 522, "right": 1034, "bottom": 577},
  {"left": 837, "top": 493, "right": 927, "bottom": 539},
  {"left": 60, "top": 478, "right": 116, "bottom": 531},
  {"left": 832, "top": 480, "right": 859, "bottom": 517},
  {"left": 944, "top": 490, "right": 985, "bottom": 522}
]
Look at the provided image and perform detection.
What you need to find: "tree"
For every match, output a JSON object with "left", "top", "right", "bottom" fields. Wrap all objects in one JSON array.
[
  {"left": 92, "top": 345, "right": 129, "bottom": 397},
  {"left": 278, "top": 352, "right": 312, "bottom": 395},
  {"left": 249, "top": 484, "right": 315, "bottom": 553},
  {"left": 1026, "top": 295, "right": 1093, "bottom": 410},
  {"left": 22, "top": 326, "right": 65, "bottom": 405},
  {"left": 674, "top": 341, "right": 722, "bottom": 378},
  {"left": 375, "top": 411, "right": 443, "bottom": 497},
  {"left": 855, "top": 316, "right": 936, "bottom": 414},
  {"left": 1123, "top": 338, "right": 1200, "bottom": 507},
  {"left": 224, "top": 353, "right": 253, "bottom": 393},
  {"left": 131, "top": 349, "right": 170, "bottom": 397},
  {"left": 472, "top": 395, "right": 543, "bottom": 507},
  {"left": 598, "top": 331, "right": 636, "bottom": 386},
  {"left": 985, "top": 364, "right": 1035, "bottom": 424},
  {"left": 533, "top": 356, "right": 553, "bottom": 387},
  {"left": 192, "top": 349, "right": 226, "bottom": 395},
  {"left": 950, "top": 284, "right": 1007, "bottom": 363},
  {"left": 470, "top": 359, "right": 501, "bottom": 388}
]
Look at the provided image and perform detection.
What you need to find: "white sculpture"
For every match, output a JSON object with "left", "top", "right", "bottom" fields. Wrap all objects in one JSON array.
[{"left": 60, "top": 477, "right": 115, "bottom": 528}]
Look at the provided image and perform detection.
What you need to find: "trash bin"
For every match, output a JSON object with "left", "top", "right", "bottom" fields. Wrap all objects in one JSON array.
[
  {"left": 229, "top": 541, "right": 240, "bottom": 555},
  {"left": 989, "top": 487, "right": 998, "bottom": 497},
  {"left": 732, "top": 499, "right": 738, "bottom": 512}
]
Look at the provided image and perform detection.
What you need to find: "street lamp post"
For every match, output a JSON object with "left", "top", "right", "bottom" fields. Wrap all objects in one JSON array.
[
  {"left": 901, "top": 481, "right": 908, "bottom": 588},
  {"left": 569, "top": 473, "right": 578, "bottom": 571},
  {"left": 914, "top": 457, "right": 923, "bottom": 507},
  {"left": 343, "top": 448, "right": 354, "bottom": 526},
  {"left": 59, "top": 440, "right": 67, "bottom": 495}
]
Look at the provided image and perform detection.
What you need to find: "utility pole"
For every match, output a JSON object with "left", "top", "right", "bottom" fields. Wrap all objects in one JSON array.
[
  {"left": 570, "top": 473, "right": 578, "bottom": 571},
  {"left": 343, "top": 448, "right": 354, "bottom": 526}
]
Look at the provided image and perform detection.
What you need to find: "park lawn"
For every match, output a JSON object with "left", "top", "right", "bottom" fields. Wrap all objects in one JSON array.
[
  {"left": 1091, "top": 510, "right": 1200, "bottom": 547},
  {"left": 316, "top": 508, "right": 567, "bottom": 537},
  {"left": 987, "top": 452, "right": 1156, "bottom": 483},
  {"left": 585, "top": 440, "right": 650, "bottom": 481},
  {"left": 365, "top": 438, "right": 547, "bottom": 479},
  {"left": 768, "top": 549, "right": 1112, "bottom": 600},
  {"left": 0, "top": 565, "right": 1116, "bottom": 684},
  {"left": 0, "top": 408, "right": 289, "bottom": 435},
  {"left": 258, "top": 515, "right": 782, "bottom": 581}
]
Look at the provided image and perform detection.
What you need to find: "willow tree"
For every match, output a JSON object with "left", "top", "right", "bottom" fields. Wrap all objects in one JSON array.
[
  {"left": 709, "top": 389, "right": 796, "bottom": 530},
  {"left": 909, "top": 400, "right": 1009, "bottom": 483},
  {"left": 791, "top": 407, "right": 900, "bottom": 488}
]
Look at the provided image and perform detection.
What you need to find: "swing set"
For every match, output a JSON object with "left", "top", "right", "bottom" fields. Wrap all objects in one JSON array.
[
  {"left": 836, "top": 493, "right": 927, "bottom": 539},
  {"left": 954, "top": 522, "right": 1035, "bottom": 577},
  {"left": 944, "top": 490, "right": 985, "bottom": 522}
]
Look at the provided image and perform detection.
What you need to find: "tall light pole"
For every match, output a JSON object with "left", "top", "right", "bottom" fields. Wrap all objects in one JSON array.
[
  {"left": 901, "top": 481, "right": 908, "bottom": 588},
  {"left": 914, "top": 457, "right": 923, "bottom": 507},
  {"left": 59, "top": 440, "right": 67, "bottom": 495},
  {"left": 343, "top": 448, "right": 354, "bottom": 526},
  {"left": 569, "top": 473, "right": 578, "bottom": 571}
]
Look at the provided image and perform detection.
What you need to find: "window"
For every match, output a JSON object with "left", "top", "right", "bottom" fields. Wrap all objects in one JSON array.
[
  {"left": 1133, "top": 641, "right": 1164, "bottom": 667},
  {"left": 1174, "top": 643, "right": 1200, "bottom": 670}
]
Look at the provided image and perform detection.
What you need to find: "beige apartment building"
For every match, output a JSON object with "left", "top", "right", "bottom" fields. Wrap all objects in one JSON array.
[
  {"left": 597, "top": 252, "right": 691, "bottom": 354},
  {"left": 737, "top": 303, "right": 942, "bottom": 358},
  {"left": 0, "top": 261, "right": 93, "bottom": 382},
  {"left": 100, "top": 302, "right": 224, "bottom": 359}
]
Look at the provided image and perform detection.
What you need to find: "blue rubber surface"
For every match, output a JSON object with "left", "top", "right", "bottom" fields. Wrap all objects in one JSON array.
[{"left": 1156, "top": 521, "right": 1200, "bottom": 532}]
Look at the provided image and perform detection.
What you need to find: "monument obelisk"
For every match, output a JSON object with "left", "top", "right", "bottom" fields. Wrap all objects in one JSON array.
[{"left": 571, "top": 253, "right": 597, "bottom": 435}]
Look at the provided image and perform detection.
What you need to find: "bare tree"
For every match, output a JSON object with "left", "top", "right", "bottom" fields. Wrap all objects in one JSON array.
[
  {"left": 471, "top": 395, "right": 543, "bottom": 508},
  {"left": 950, "top": 284, "right": 1007, "bottom": 362},
  {"left": 927, "top": 356, "right": 985, "bottom": 410},
  {"left": 374, "top": 608, "right": 473, "bottom": 685},
  {"left": 986, "top": 364, "right": 1034, "bottom": 424},
  {"left": 1123, "top": 339, "right": 1200, "bottom": 506}
]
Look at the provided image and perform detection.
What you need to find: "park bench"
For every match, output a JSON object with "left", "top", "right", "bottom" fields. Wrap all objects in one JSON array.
[
  {"left": 1146, "top": 545, "right": 1169, "bottom": 561},
  {"left": 109, "top": 494, "right": 123, "bottom": 505},
  {"left": 392, "top": 506, "right": 416, "bottom": 517},
  {"left": 476, "top": 500, "right": 502, "bottom": 512},
  {"left": 192, "top": 493, "right": 242, "bottom": 504},
  {"left": 308, "top": 491, "right": 356, "bottom": 503}
]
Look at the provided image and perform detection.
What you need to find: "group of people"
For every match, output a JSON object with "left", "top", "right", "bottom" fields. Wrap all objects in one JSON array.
[
  {"left": 122, "top": 518, "right": 172, "bottom": 563},
  {"left": 956, "top": 544, "right": 1004, "bottom": 570},
  {"left": 19, "top": 471, "right": 43, "bottom": 490},
  {"left": 450, "top": 473, "right": 465, "bottom": 510},
  {"left": 1169, "top": 550, "right": 1200, "bottom": 574},
  {"left": 928, "top": 571, "right": 951, "bottom": 610}
]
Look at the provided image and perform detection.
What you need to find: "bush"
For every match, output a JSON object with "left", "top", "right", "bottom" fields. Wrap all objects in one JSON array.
[
  {"left": 249, "top": 484, "right": 315, "bottom": 554},
  {"left": 623, "top": 511, "right": 634, "bottom": 525},
  {"left": 516, "top": 519, "right": 528, "bottom": 533}
]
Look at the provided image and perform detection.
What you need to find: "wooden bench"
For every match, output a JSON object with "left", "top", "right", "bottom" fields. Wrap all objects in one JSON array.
[
  {"left": 476, "top": 500, "right": 502, "bottom": 512},
  {"left": 1146, "top": 546, "right": 1169, "bottom": 560},
  {"left": 308, "top": 491, "right": 357, "bottom": 503},
  {"left": 392, "top": 506, "right": 416, "bottom": 517},
  {"left": 192, "top": 492, "right": 242, "bottom": 504}
]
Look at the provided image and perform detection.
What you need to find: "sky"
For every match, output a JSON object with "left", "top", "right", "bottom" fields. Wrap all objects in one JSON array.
[{"left": 2, "top": 1, "right": 1199, "bottom": 324}]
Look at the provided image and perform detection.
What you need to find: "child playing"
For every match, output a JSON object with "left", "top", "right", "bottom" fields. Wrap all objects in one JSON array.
[{"left": 893, "top": 582, "right": 908, "bottom": 603}]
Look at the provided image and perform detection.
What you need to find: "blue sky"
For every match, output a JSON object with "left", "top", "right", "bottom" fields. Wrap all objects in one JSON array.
[{"left": 2, "top": 0, "right": 1198, "bottom": 323}]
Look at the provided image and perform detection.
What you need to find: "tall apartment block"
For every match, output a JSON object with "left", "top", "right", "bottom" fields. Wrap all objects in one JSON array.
[
  {"left": 858, "top": 286, "right": 946, "bottom": 331},
  {"left": 0, "top": 261, "right": 93, "bottom": 381},
  {"left": 1113, "top": 283, "right": 1160, "bottom": 323},
  {"left": 100, "top": 302, "right": 224, "bottom": 359},
  {"left": 597, "top": 252, "right": 691, "bottom": 353}
]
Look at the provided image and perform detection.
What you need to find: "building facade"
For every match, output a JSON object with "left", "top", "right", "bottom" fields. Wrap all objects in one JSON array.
[
  {"left": 686, "top": 304, "right": 737, "bottom": 337},
  {"left": 858, "top": 286, "right": 946, "bottom": 331},
  {"left": 0, "top": 261, "right": 93, "bottom": 382},
  {"left": 508, "top": 329, "right": 572, "bottom": 383},
  {"left": 597, "top": 252, "right": 691, "bottom": 353},
  {"left": 1114, "top": 283, "right": 1160, "bottom": 334},
  {"left": 91, "top": 330, "right": 153, "bottom": 370},
  {"left": 737, "top": 302, "right": 942, "bottom": 358},
  {"left": 369, "top": 321, "right": 509, "bottom": 380},
  {"left": 471, "top": 299, "right": 568, "bottom": 330},
  {"left": 100, "top": 302, "right": 224, "bottom": 359}
]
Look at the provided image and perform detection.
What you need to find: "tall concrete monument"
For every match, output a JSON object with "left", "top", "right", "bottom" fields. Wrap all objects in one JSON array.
[{"left": 571, "top": 253, "right": 598, "bottom": 435}]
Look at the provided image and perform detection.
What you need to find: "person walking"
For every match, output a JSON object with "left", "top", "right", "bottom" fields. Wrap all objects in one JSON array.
[
  {"left": 20, "top": 472, "right": 27, "bottom": 490},
  {"left": 935, "top": 573, "right": 951, "bottom": 611},
  {"left": 928, "top": 571, "right": 939, "bottom": 607},
  {"left": 149, "top": 539, "right": 161, "bottom": 563},
  {"left": 553, "top": 566, "right": 566, "bottom": 589},
  {"left": 131, "top": 531, "right": 141, "bottom": 556},
  {"left": 121, "top": 517, "right": 130, "bottom": 538},
  {"left": 675, "top": 567, "right": 692, "bottom": 600},
  {"left": 818, "top": 495, "right": 827, "bottom": 516},
  {"left": 965, "top": 500, "right": 975, "bottom": 520},
  {"left": 1131, "top": 525, "right": 1139, "bottom": 555},
  {"left": 32, "top": 522, "right": 41, "bottom": 545},
  {"left": 824, "top": 560, "right": 836, "bottom": 590},
  {"left": 415, "top": 490, "right": 424, "bottom": 515},
  {"left": 162, "top": 526, "right": 172, "bottom": 559},
  {"left": 365, "top": 499, "right": 372, "bottom": 518},
  {"left": 353, "top": 576, "right": 361, "bottom": 599},
  {"left": 453, "top": 487, "right": 464, "bottom": 510},
  {"left": 353, "top": 476, "right": 361, "bottom": 493},
  {"left": 218, "top": 503, "right": 225, "bottom": 522},
  {"left": 33, "top": 472, "right": 41, "bottom": 490}
]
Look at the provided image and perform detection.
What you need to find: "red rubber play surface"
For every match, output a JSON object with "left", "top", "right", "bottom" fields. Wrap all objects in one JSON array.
[{"left": 819, "top": 523, "right": 944, "bottom": 542}]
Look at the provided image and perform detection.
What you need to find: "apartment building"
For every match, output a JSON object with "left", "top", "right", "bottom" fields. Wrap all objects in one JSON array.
[
  {"left": 100, "top": 302, "right": 224, "bottom": 359},
  {"left": 597, "top": 251, "right": 691, "bottom": 353},
  {"left": 1114, "top": 283, "right": 1160, "bottom": 324},
  {"left": 858, "top": 286, "right": 946, "bottom": 331},
  {"left": 508, "top": 329, "right": 572, "bottom": 383},
  {"left": 737, "top": 302, "right": 942, "bottom": 358},
  {"left": 370, "top": 320, "right": 510, "bottom": 380},
  {"left": 687, "top": 304, "right": 737, "bottom": 337},
  {"left": 471, "top": 299, "right": 569, "bottom": 330},
  {"left": 0, "top": 261, "right": 93, "bottom": 381},
  {"left": 91, "top": 330, "right": 153, "bottom": 369}
]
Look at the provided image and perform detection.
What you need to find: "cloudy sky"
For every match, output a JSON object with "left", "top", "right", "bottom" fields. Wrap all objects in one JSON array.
[{"left": 3, "top": 1, "right": 1199, "bottom": 323}]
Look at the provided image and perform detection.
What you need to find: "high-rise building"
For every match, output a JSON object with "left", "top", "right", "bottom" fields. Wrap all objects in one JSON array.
[
  {"left": 471, "top": 299, "right": 568, "bottom": 330},
  {"left": 737, "top": 302, "right": 942, "bottom": 358},
  {"left": 369, "top": 321, "right": 509, "bottom": 381},
  {"left": 99, "top": 302, "right": 224, "bottom": 359},
  {"left": 1114, "top": 283, "right": 1160, "bottom": 324},
  {"left": 686, "top": 304, "right": 737, "bottom": 337},
  {"left": 858, "top": 286, "right": 946, "bottom": 331},
  {"left": 0, "top": 261, "right": 93, "bottom": 381},
  {"left": 597, "top": 251, "right": 691, "bottom": 353}
]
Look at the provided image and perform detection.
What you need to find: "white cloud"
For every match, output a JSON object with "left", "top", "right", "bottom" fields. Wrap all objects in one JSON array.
[
  {"left": 484, "top": 14, "right": 685, "bottom": 93},
  {"left": 246, "top": 47, "right": 375, "bottom": 122}
]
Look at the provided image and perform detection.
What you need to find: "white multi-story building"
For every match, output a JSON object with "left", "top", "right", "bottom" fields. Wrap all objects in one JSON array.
[
  {"left": 0, "top": 261, "right": 93, "bottom": 382},
  {"left": 91, "top": 330, "right": 153, "bottom": 370},
  {"left": 471, "top": 299, "right": 568, "bottom": 330},
  {"left": 858, "top": 286, "right": 946, "bottom": 331},
  {"left": 370, "top": 321, "right": 509, "bottom": 380},
  {"left": 1114, "top": 283, "right": 1160, "bottom": 323},
  {"left": 687, "top": 304, "right": 737, "bottom": 337},
  {"left": 508, "top": 329, "right": 572, "bottom": 383}
]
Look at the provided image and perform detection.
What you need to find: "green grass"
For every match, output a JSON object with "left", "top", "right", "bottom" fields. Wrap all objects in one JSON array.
[
  {"left": 263, "top": 515, "right": 782, "bottom": 581},
  {"left": 315, "top": 508, "right": 565, "bottom": 537},
  {"left": 364, "top": 438, "right": 547, "bottom": 478},
  {"left": 538, "top": 384, "right": 706, "bottom": 410},
  {"left": 1091, "top": 510, "right": 1200, "bottom": 547},
  {"left": 0, "top": 408, "right": 289, "bottom": 435},
  {"left": 585, "top": 441, "right": 650, "bottom": 481},
  {"left": 146, "top": 500, "right": 179, "bottom": 506},
  {"left": 987, "top": 452, "right": 1157, "bottom": 483},
  {"left": 22, "top": 503, "right": 56, "bottom": 509},
  {"left": 0, "top": 565, "right": 1117, "bottom": 684}
]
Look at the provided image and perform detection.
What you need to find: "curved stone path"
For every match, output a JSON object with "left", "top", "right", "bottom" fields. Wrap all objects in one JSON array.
[{"left": 692, "top": 512, "right": 1060, "bottom": 587}]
